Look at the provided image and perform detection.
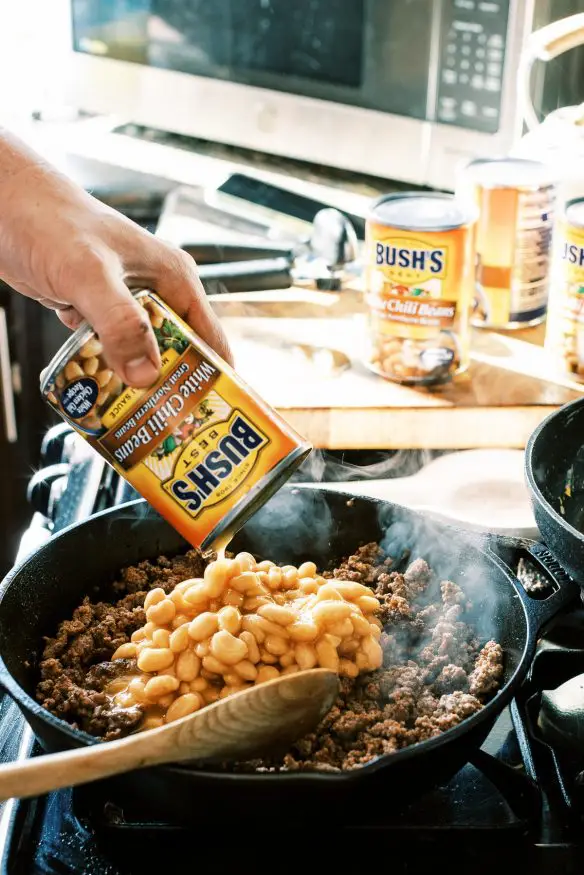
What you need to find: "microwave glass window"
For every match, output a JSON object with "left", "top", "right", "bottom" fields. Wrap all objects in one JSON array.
[
  {"left": 72, "top": 0, "right": 435, "bottom": 121},
  {"left": 72, "top": 0, "right": 150, "bottom": 64},
  {"left": 147, "top": 0, "right": 363, "bottom": 88}
]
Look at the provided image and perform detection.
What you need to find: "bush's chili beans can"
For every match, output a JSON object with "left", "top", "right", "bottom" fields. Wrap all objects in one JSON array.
[
  {"left": 40, "top": 291, "right": 311, "bottom": 550},
  {"left": 365, "top": 193, "right": 477, "bottom": 385},
  {"left": 546, "top": 198, "right": 584, "bottom": 380},
  {"left": 457, "top": 158, "right": 556, "bottom": 330}
]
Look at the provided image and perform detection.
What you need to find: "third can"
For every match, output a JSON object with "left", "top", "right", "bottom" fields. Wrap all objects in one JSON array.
[
  {"left": 546, "top": 197, "right": 584, "bottom": 380},
  {"left": 457, "top": 157, "right": 556, "bottom": 329},
  {"left": 365, "top": 192, "right": 477, "bottom": 385}
]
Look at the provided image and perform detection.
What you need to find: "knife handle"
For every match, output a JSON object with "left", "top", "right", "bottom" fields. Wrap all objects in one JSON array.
[
  {"left": 182, "top": 242, "right": 295, "bottom": 265},
  {"left": 198, "top": 258, "right": 293, "bottom": 294}
]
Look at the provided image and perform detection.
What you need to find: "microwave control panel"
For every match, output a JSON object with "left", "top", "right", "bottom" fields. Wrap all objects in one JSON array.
[{"left": 436, "top": 0, "right": 510, "bottom": 133}]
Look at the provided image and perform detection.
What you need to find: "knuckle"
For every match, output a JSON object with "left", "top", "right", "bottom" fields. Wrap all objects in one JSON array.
[
  {"left": 60, "top": 243, "right": 112, "bottom": 285},
  {"left": 101, "top": 302, "right": 150, "bottom": 346},
  {"left": 158, "top": 244, "right": 195, "bottom": 279}
]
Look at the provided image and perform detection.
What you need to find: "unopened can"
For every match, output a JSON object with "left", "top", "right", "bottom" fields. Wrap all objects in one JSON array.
[
  {"left": 457, "top": 157, "right": 556, "bottom": 329},
  {"left": 546, "top": 197, "right": 584, "bottom": 380},
  {"left": 40, "top": 291, "right": 311, "bottom": 550},
  {"left": 364, "top": 192, "right": 477, "bottom": 385}
]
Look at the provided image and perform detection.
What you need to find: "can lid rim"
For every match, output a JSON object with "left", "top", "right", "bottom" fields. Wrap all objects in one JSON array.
[
  {"left": 565, "top": 197, "right": 584, "bottom": 227},
  {"left": 40, "top": 322, "right": 95, "bottom": 392},
  {"left": 39, "top": 289, "right": 151, "bottom": 393},
  {"left": 369, "top": 192, "right": 478, "bottom": 231},
  {"left": 463, "top": 157, "right": 557, "bottom": 189}
]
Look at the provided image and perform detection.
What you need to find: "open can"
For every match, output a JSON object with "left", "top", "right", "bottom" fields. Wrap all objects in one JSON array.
[{"left": 40, "top": 291, "right": 311, "bottom": 550}]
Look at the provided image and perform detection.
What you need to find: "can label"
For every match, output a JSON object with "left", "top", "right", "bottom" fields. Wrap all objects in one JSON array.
[
  {"left": 99, "top": 351, "right": 220, "bottom": 468},
  {"left": 365, "top": 221, "right": 474, "bottom": 384},
  {"left": 546, "top": 220, "right": 584, "bottom": 379},
  {"left": 463, "top": 183, "right": 555, "bottom": 328},
  {"left": 162, "top": 411, "right": 268, "bottom": 516},
  {"left": 41, "top": 292, "right": 310, "bottom": 548}
]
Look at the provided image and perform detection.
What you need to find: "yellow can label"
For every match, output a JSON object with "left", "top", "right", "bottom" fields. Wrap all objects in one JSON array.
[
  {"left": 365, "top": 224, "right": 472, "bottom": 341},
  {"left": 161, "top": 409, "right": 268, "bottom": 515},
  {"left": 463, "top": 183, "right": 554, "bottom": 327},
  {"left": 364, "top": 215, "right": 475, "bottom": 383},
  {"left": 41, "top": 292, "right": 309, "bottom": 548},
  {"left": 546, "top": 219, "right": 584, "bottom": 378}
]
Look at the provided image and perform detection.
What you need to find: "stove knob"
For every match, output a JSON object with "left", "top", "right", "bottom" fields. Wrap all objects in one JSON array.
[
  {"left": 41, "top": 423, "right": 74, "bottom": 465},
  {"left": 27, "top": 464, "right": 69, "bottom": 517}
]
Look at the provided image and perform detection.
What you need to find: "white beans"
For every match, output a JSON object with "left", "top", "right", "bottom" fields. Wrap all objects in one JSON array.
[
  {"left": 210, "top": 630, "right": 248, "bottom": 665},
  {"left": 166, "top": 693, "right": 203, "bottom": 722},
  {"left": 137, "top": 648, "right": 174, "bottom": 673},
  {"left": 188, "top": 612, "right": 219, "bottom": 641},
  {"left": 113, "top": 550, "right": 383, "bottom": 732}
]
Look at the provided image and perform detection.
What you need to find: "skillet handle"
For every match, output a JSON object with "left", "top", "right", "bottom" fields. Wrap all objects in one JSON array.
[
  {"left": 485, "top": 536, "right": 580, "bottom": 634},
  {"left": 520, "top": 542, "right": 580, "bottom": 632}
]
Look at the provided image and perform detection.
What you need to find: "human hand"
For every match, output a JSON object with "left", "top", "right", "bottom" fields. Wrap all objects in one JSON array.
[{"left": 0, "top": 132, "right": 232, "bottom": 387}]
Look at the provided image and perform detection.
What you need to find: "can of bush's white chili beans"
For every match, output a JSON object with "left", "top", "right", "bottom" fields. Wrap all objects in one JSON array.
[
  {"left": 457, "top": 157, "right": 556, "bottom": 330},
  {"left": 545, "top": 197, "right": 584, "bottom": 381},
  {"left": 365, "top": 192, "right": 477, "bottom": 385},
  {"left": 40, "top": 291, "right": 311, "bottom": 550}
]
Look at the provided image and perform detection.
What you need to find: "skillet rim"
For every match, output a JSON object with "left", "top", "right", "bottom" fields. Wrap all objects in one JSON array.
[
  {"left": 0, "top": 492, "right": 532, "bottom": 783},
  {"left": 525, "top": 396, "right": 584, "bottom": 544}
]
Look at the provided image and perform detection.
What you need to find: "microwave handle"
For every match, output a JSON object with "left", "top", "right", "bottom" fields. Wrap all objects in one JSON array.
[{"left": 518, "top": 12, "right": 584, "bottom": 131}]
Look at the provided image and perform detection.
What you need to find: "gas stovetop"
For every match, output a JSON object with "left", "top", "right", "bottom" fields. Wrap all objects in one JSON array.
[{"left": 1, "top": 426, "right": 583, "bottom": 874}]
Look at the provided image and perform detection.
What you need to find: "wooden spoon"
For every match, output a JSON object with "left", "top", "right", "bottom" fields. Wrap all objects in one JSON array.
[{"left": 0, "top": 669, "right": 338, "bottom": 803}]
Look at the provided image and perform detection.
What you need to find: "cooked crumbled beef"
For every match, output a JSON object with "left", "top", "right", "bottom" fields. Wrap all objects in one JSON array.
[
  {"left": 84, "top": 658, "right": 139, "bottom": 691},
  {"left": 36, "top": 550, "right": 207, "bottom": 740},
  {"left": 35, "top": 542, "right": 504, "bottom": 764},
  {"left": 468, "top": 640, "right": 504, "bottom": 699}
]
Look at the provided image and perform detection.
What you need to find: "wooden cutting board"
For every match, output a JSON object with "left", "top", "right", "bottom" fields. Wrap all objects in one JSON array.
[{"left": 211, "top": 291, "right": 584, "bottom": 450}]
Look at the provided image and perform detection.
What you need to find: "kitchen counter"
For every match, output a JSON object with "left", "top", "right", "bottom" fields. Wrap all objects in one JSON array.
[
  {"left": 208, "top": 290, "right": 583, "bottom": 450},
  {"left": 11, "top": 114, "right": 584, "bottom": 450}
]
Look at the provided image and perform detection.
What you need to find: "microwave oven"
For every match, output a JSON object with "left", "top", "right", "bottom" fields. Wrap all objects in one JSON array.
[{"left": 66, "top": 0, "right": 584, "bottom": 190}]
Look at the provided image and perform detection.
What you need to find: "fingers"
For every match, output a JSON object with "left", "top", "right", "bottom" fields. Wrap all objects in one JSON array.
[
  {"left": 73, "top": 258, "right": 161, "bottom": 388},
  {"left": 151, "top": 246, "right": 234, "bottom": 367},
  {"left": 56, "top": 306, "right": 83, "bottom": 330}
]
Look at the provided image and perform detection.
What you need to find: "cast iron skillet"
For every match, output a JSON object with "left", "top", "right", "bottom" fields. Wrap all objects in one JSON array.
[
  {"left": 0, "top": 488, "right": 577, "bottom": 822},
  {"left": 526, "top": 396, "right": 584, "bottom": 590}
]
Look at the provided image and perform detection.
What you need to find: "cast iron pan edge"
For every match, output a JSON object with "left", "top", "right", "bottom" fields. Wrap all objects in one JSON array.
[
  {"left": 0, "top": 492, "right": 577, "bottom": 787},
  {"left": 525, "top": 396, "right": 584, "bottom": 590}
]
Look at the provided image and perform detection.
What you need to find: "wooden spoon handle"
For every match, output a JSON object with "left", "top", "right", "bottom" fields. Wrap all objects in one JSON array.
[
  {"left": 0, "top": 669, "right": 338, "bottom": 802},
  {"left": 0, "top": 736, "right": 159, "bottom": 803}
]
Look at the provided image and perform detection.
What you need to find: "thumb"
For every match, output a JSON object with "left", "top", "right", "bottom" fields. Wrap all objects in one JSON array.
[{"left": 78, "top": 272, "right": 161, "bottom": 388}]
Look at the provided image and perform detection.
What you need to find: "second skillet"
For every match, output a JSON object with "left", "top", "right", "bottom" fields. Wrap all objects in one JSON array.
[{"left": 526, "top": 395, "right": 584, "bottom": 592}]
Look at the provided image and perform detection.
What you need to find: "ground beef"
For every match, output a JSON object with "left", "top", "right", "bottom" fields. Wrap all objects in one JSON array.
[
  {"left": 35, "top": 542, "right": 504, "bottom": 763},
  {"left": 36, "top": 550, "right": 207, "bottom": 740}
]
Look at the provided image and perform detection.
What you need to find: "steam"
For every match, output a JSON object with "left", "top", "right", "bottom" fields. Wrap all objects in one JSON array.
[
  {"left": 378, "top": 504, "right": 502, "bottom": 648},
  {"left": 242, "top": 463, "right": 500, "bottom": 653},
  {"left": 234, "top": 487, "right": 334, "bottom": 566},
  {"left": 295, "top": 447, "right": 439, "bottom": 484},
  {"left": 289, "top": 449, "right": 500, "bottom": 645}
]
